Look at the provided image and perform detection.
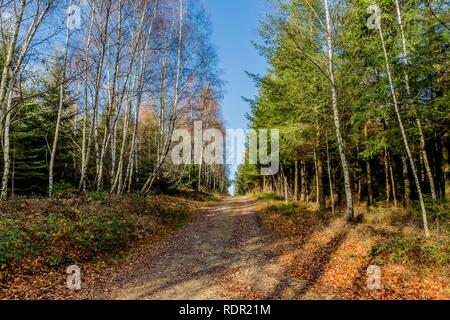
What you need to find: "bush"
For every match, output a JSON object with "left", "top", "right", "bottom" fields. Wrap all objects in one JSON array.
[
  {"left": 53, "top": 180, "right": 77, "bottom": 196},
  {"left": 0, "top": 194, "right": 195, "bottom": 270},
  {"left": 267, "top": 202, "right": 298, "bottom": 216},
  {"left": 0, "top": 217, "right": 35, "bottom": 267},
  {"left": 254, "top": 192, "right": 283, "bottom": 201},
  {"left": 413, "top": 196, "right": 449, "bottom": 232},
  {"left": 370, "top": 235, "right": 450, "bottom": 266}
]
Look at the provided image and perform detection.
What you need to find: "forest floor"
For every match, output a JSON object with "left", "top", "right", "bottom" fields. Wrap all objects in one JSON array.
[
  {"left": 2, "top": 194, "right": 448, "bottom": 299},
  {"left": 75, "top": 195, "right": 448, "bottom": 300},
  {"left": 0, "top": 191, "right": 220, "bottom": 299},
  {"left": 76, "top": 196, "right": 315, "bottom": 300},
  {"left": 254, "top": 194, "right": 449, "bottom": 300}
]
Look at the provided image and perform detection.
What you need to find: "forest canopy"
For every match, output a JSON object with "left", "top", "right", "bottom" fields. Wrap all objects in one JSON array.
[
  {"left": 236, "top": 0, "right": 449, "bottom": 237},
  {"left": 0, "top": 0, "right": 229, "bottom": 198}
]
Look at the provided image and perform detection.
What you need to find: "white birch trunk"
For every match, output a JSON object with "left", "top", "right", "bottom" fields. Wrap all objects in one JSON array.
[
  {"left": 323, "top": 0, "right": 354, "bottom": 221},
  {"left": 394, "top": 0, "right": 437, "bottom": 201},
  {"left": 49, "top": 0, "right": 72, "bottom": 197},
  {"left": 376, "top": 16, "right": 430, "bottom": 237}
]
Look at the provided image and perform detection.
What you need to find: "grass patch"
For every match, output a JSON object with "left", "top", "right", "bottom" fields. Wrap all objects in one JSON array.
[
  {"left": 267, "top": 202, "right": 298, "bottom": 216},
  {"left": 254, "top": 192, "right": 283, "bottom": 201},
  {"left": 370, "top": 235, "right": 450, "bottom": 266}
]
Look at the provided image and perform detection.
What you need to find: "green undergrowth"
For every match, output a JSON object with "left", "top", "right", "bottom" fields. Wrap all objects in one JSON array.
[
  {"left": 370, "top": 235, "right": 450, "bottom": 266},
  {"left": 0, "top": 192, "right": 213, "bottom": 271}
]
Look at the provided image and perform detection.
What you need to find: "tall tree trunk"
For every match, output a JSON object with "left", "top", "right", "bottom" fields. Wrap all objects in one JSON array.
[
  {"left": 388, "top": 150, "right": 397, "bottom": 206},
  {"left": 49, "top": 0, "right": 72, "bottom": 197},
  {"left": 324, "top": 0, "right": 353, "bottom": 222},
  {"left": 402, "top": 154, "right": 411, "bottom": 207},
  {"left": 300, "top": 160, "right": 306, "bottom": 202},
  {"left": 384, "top": 147, "right": 391, "bottom": 207},
  {"left": 0, "top": 0, "right": 25, "bottom": 118},
  {"left": 1, "top": 95, "right": 12, "bottom": 200},
  {"left": 364, "top": 124, "right": 373, "bottom": 207},
  {"left": 124, "top": 0, "right": 158, "bottom": 193},
  {"left": 326, "top": 133, "right": 335, "bottom": 214},
  {"left": 443, "top": 132, "right": 450, "bottom": 200},
  {"left": 111, "top": 71, "right": 135, "bottom": 194},
  {"left": 1, "top": 0, "right": 53, "bottom": 200},
  {"left": 284, "top": 174, "right": 288, "bottom": 204},
  {"left": 142, "top": 0, "right": 184, "bottom": 194},
  {"left": 97, "top": 1, "right": 122, "bottom": 192},
  {"left": 314, "top": 149, "right": 319, "bottom": 203},
  {"left": 419, "top": 153, "right": 425, "bottom": 186},
  {"left": 394, "top": 0, "right": 437, "bottom": 201},
  {"left": 376, "top": 19, "right": 429, "bottom": 237},
  {"left": 294, "top": 160, "right": 299, "bottom": 200},
  {"left": 79, "top": 1, "right": 95, "bottom": 192},
  {"left": 315, "top": 149, "right": 325, "bottom": 211},
  {"left": 79, "top": 0, "right": 108, "bottom": 191},
  {"left": 317, "top": 156, "right": 325, "bottom": 211},
  {"left": 11, "top": 140, "right": 15, "bottom": 198}
]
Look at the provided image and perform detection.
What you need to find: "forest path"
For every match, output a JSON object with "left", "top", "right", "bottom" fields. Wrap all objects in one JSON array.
[{"left": 81, "top": 196, "right": 313, "bottom": 300}]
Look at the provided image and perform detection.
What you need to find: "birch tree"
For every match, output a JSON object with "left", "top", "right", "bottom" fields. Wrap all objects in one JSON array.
[
  {"left": 393, "top": 0, "right": 437, "bottom": 201},
  {"left": 323, "top": 0, "right": 354, "bottom": 221},
  {"left": 49, "top": 0, "right": 73, "bottom": 197},
  {"left": 1, "top": 0, "right": 54, "bottom": 200},
  {"left": 375, "top": 3, "right": 430, "bottom": 236}
]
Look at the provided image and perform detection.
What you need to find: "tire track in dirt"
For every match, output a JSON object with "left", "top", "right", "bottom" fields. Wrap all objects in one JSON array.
[{"left": 80, "top": 196, "right": 313, "bottom": 300}]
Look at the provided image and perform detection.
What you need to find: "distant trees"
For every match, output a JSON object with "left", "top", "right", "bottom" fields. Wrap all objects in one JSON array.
[
  {"left": 236, "top": 0, "right": 449, "bottom": 236},
  {"left": 0, "top": 0, "right": 228, "bottom": 198}
]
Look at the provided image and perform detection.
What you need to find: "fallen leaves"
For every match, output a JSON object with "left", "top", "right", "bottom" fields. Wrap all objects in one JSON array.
[
  {"left": 0, "top": 193, "right": 213, "bottom": 300},
  {"left": 256, "top": 198, "right": 449, "bottom": 300}
]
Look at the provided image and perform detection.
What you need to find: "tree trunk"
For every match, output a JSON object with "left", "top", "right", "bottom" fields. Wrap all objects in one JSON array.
[
  {"left": 1, "top": 0, "right": 53, "bottom": 200},
  {"left": 1, "top": 99, "right": 11, "bottom": 200},
  {"left": 364, "top": 124, "right": 373, "bottom": 207},
  {"left": 443, "top": 132, "right": 450, "bottom": 200},
  {"left": 79, "top": 1, "right": 95, "bottom": 192},
  {"left": 49, "top": 0, "right": 72, "bottom": 197},
  {"left": 79, "top": 0, "right": 108, "bottom": 191},
  {"left": 420, "top": 153, "right": 425, "bottom": 186},
  {"left": 394, "top": 0, "right": 437, "bottom": 201},
  {"left": 97, "top": 1, "right": 122, "bottom": 192},
  {"left": 402, "top": 154, "right": 411, "bottom": 208},
  {"left": 294, "top": 160, "right": 299, "bottom": 200},
  {"left": 315, "top": 151, "right": 325, "bottom": 211},
  {"left": 326, "top": 133, "right": 335, "bottom": 214},
  {"left": 377, "top": 20, "right": 429, "bottom": 237},
  {"left": 314, "top": 149, "right": 319, "bottom": 204},
  {"left": 388, "top": 150, "right": 397, "bottom": 206},
  {"left": 300, "top": 160, "right": 306, "bottom": 202},
  {"left": 0, "top": 0, "right": 25, "bottom": 118},
  {"left": 324, "top": 0, "right": 353, "bottom": 222},
  {"left": 284, "top": 175, "right": 288, "bottom": 204},
  {"left": 141, "top": 0, "right": 184, "bottom": 194},
  {"left": 384, "top": 147, "right": 391, "bottom": 207}
]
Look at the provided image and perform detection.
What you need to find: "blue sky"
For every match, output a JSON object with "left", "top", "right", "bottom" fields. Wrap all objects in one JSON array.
[{"left": 205, "top": 0, "right": 269, "bottom": 191}]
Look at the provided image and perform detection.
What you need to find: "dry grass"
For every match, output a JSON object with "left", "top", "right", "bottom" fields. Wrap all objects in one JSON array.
[{"left": 254, "top": 193, "right": 450, "bottom": 300}]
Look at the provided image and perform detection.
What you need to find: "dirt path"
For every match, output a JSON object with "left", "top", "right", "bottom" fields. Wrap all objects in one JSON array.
[{"left": 80, "top": 196, "right": 313, "bottom": 300}]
